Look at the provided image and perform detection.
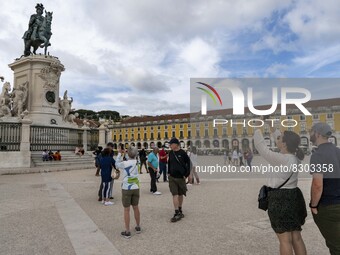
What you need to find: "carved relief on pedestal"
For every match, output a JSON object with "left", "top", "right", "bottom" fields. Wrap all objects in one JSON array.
[
  {"left": 39, "top": 61, "right": 65, "bottom": 90},
  {"left": 39, "top": 61, "right": 64, "bottom": 105}
]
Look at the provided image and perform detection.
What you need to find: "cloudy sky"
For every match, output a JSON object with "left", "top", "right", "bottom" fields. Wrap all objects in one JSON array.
[{"left": 1, "top": 0, "right": 340, "bottom": 116}]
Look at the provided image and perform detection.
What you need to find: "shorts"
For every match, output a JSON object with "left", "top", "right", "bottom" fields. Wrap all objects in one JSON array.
[
  {"left": 122, "top": 189, "right": 140, "bottom": 207},
  {"left": 169, "top": 176, "right": 187, "bottom": 196}
]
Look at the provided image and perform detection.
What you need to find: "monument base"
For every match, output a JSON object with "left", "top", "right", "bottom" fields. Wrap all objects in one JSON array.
[{"left": 8, "top": 55, "right": 76, "bottom": 128}]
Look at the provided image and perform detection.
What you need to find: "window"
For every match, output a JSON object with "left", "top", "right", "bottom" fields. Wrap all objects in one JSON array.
[
  {"left": 300, "top": 115, "right": 305, "bottom": 121},
  {"left": 165, "top": 132, "right": 168, "bottom": 139},
  {"left": 196, "top": 130, "right": 200, "bottom": 137},
  {"left": 172, "top": 131, "right": 176, "bottom": 137},
  {"left": 313, "top": 114, "right": 319, "bottom": 120},
  {"left": 138, "top": 134, "right": 140, "bottom": 139},
  {"left": 151, "top": 133, "right": 154, "bottom": 139},
  {"left": 188, "top": 131, "right": 191, "bottom": 138},
  {"left": 327, "top": 113, "right": 333, "bottom": 119},
  {"left": 214, "top": 129, "right": 218, "bottom": 136},
  {"left": 180, "top": 131, "right": 183, "bottom": 138},
  {"left": 232, "top": 127, "right": 237, "bottom": 135},
  {"left": 205, "top": 130, "right": 209, "bottom": 137}
]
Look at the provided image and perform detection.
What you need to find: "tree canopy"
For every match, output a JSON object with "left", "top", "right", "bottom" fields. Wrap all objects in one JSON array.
[{"left": 74, "top": 109, "right": 122, "bottom": 121}]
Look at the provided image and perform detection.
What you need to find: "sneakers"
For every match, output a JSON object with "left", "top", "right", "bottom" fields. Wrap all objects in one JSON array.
[
  {"left": 135, "top": 226, "right": 141, "bottom": 234},
  {"left": 104, "top": 201, "right": 114, "bottom": 206},
  {"left": 121, "top": 231, "right": 131, "bottom": 239},
  {"left": 153, "top": 191, "right": 162, "bottom": 195},
  {"left": 179, "top": 212, "right": 185, "bottom": 218},
  {"left": 171, "top": 213, "right": 182, "bottom": 222}
]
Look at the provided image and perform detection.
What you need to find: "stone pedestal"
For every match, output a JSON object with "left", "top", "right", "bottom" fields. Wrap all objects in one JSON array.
[
  {"left": 98, "top": 125, "right": 107, "bottom": 147},
  {"left": 82, "top": 126, "right": 90, "bottom": 152},
  {"left": 8, "top": 55, "right": 65, "bottom": 126}
]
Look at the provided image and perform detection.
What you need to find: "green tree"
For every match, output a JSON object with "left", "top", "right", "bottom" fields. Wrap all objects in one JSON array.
[{"left": 97, "top": 110, "right": 120, "bottom": 121}]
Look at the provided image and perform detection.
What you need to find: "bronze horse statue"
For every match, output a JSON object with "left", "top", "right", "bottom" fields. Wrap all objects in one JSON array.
[{"left": 23, "top": 11, "right": 53, "bottom": 56}]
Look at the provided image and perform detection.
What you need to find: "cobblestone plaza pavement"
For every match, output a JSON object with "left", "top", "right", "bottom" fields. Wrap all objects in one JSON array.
[{"left": 0, "top": 156, "right": 329, "bottom": 255}]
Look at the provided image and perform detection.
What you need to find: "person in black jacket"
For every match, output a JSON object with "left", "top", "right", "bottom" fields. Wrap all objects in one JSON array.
[
  {"left": 167, "top": 138, "right": 191, "bottom": 222},
  {"left": 93, "top": 146, "right": 103, "bottom": 176}
]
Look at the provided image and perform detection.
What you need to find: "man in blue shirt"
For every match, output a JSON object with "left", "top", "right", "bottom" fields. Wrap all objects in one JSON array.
[{"left": 148, "top": 147, "right": 161, "bottom": 195}]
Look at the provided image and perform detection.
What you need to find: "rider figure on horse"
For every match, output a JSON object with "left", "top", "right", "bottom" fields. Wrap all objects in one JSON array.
[{"left": 22, "top": 3, "right": 45, "bottom": 41}]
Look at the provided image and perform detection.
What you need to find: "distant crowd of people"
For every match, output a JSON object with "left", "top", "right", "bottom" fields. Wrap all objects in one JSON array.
[{"left": 223, "top": 148, "right": 253, "bottom": 168}]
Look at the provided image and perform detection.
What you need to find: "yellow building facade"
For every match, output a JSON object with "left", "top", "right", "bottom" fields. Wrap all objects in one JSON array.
[{"left": 109, "top": 98, "right": 340, "bottom": 153}]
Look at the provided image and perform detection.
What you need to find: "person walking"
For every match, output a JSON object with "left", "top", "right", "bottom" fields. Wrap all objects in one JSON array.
[
  {"left": 245, "top": 149, "right": 253, "bottom": 170},
  {"left": 115, "top": 146, "right": 141, "bottom": 239},
  {"left": 139, "top": 148, "right": 148, "bottom": 173},
  {"left": 188, "top": 146, "right": 200, "bottom": 185},
  {"left": 238, "top": 150, "right": 244, "bottom": 166},
  {"left": 147, "top": 147, "right": 161, "bottom": 195},
  {"left": 309, "top": 122, "right": 340, "bottom": 254},
  {"left": 93, "top": 146, "right": 103, "bottom": 176},
  {"left": 254, "top": 127, "right": 307, "bottom": 255},
  {"left": 168, "top": 138, "right": 191, "bottom": 222},
  {"left": 99, "top": 148, "right": 115, "bottom": 206},
  {"left": 232, "top": 149, "right": 239, "bottom": 166},
  {"left": 98, "top": 143, "right": 116, "bottom": 202},
  {"left": 158, "top": 145, "right": 168, "bottom": 182}
]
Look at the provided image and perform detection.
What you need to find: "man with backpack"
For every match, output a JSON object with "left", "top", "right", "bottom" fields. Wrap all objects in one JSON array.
[{"left": 167, "top": 137, "right": 191, "bottom": 222}]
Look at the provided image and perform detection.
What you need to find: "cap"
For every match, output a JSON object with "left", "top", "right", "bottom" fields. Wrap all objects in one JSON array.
[
  {"left": 169, "top": 137, "right": 180, "bottom": 145},
  {"left": 311, "top": 122, "right": 332, "bottom": 137}
]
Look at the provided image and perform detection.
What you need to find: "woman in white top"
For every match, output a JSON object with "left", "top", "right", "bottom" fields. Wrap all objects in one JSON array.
[{"left": 254, "top": 128, "right": 307, "bottom": 255}]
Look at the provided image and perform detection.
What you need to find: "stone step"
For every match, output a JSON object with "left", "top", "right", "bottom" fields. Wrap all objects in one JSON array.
[
  {"left": 0, "top": 164, "right": 95, "bottom": 175},
  {"left": 34, "top": 160, "right": 94, "bottom": 167},
  {"left": 31, "top": 155, "right": 94, "bottom": 160},
  {"left": 31, "top": 151, "right": 95, "bottom": 167}
]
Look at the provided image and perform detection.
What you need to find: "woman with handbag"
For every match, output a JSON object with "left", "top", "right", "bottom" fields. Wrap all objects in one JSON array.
[{"left": 254, "top": 127, "right": 307, "bottom": 255}]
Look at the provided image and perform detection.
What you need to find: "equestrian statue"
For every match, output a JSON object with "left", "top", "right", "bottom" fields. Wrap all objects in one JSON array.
[{"left": 22, "top": 3, "right": 53, "bottom": 56}]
